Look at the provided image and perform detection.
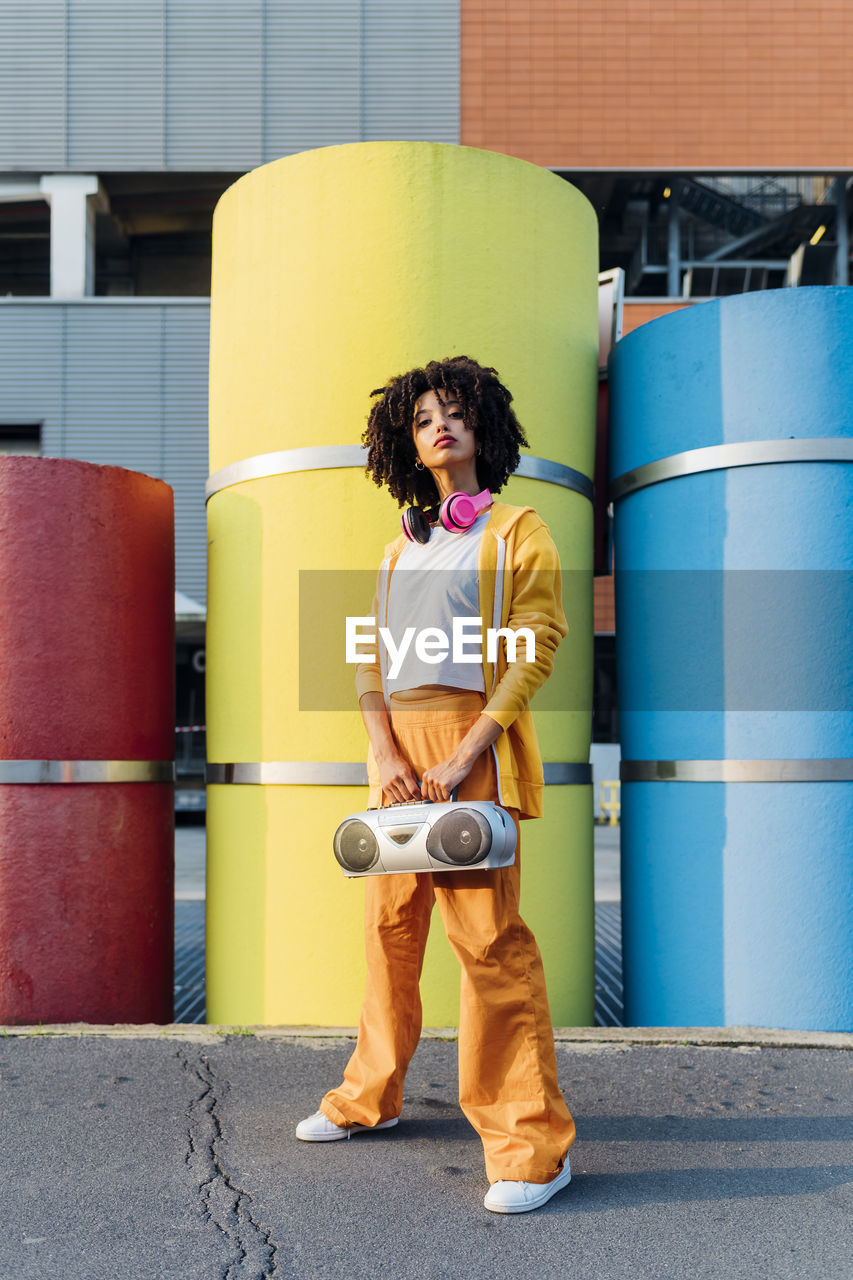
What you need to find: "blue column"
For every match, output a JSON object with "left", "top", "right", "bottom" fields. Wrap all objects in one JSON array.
[{"left": 609, "top": 288, "right": 853, "bottom": 1031}]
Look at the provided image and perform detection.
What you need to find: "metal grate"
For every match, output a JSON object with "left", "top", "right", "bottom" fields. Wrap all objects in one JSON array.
[
  {"left": 594, "top": 903, "right": 625, "bottom": 1027},
  {"left": 174, "top": 900, "right": 205, "bottom": 1025}
]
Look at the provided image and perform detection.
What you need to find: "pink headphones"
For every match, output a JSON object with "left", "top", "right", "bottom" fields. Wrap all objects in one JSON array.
[{"left": 401, "top": 489, "right": 493, "bottom": 545}]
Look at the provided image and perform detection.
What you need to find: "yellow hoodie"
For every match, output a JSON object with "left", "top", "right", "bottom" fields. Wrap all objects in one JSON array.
[{"left": 355, "top": 501, "right": 568, "bottom": 819}]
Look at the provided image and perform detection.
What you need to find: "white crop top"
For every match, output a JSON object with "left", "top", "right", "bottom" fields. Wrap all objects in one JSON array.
[{"left": 384, "top": 508, "right": 491, "bottom": 695}]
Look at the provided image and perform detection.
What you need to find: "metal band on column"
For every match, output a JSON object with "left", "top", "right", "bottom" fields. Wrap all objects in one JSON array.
[
  {"left": 620, "top": 759, "right": 853, "bottom": 782},
  {"left": 0, "top": 760, "right": 175, "bottom": 783},
  {"left": 205, "top": 445, "right": 594, "bottom": 504},
  {"left": 207, "top": 761, "right": 592, "bottom": 785},
  {"left": 610, "top": 437, "right": 853, "bottom": 502}
]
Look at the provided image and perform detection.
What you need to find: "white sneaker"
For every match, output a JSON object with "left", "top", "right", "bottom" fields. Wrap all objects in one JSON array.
[
  {"left": 483, "top": 1155, "right": 572, "bottom": 1214},
  {"left": 295, "top": 1110, "right": 399, "bottom": 1142}
]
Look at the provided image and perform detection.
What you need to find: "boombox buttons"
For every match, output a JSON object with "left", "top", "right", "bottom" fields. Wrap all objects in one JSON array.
[{"left": 333, "top": 798, "right": 516, "bottom": 878}]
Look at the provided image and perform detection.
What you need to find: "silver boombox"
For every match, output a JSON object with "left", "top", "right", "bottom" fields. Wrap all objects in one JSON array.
[{"left": 333, "top": 787, "right": 516, "bottom": 878}]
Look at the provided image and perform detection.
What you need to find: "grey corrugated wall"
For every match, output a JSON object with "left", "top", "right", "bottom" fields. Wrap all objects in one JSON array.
[
  {"left": 0, "top": 0, "right": 460, "bottom": 171},
  {"left": 0, "top": 300, "right": 209, "bottom": 605}
]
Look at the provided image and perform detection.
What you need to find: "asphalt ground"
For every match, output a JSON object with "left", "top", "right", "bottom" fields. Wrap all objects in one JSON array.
[{"left": 1, "top": 1027, "right": 851, "bottom": 1280}]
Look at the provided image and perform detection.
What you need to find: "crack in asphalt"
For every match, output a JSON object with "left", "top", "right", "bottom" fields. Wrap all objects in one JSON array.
[{"left": 179, "top": 1048, "right": 280, "bottom": 1279}]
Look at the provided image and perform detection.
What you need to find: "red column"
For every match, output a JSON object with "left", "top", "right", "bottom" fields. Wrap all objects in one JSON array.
[{"left": 0, "top": 457, "right": 175, "bottom": 1024}]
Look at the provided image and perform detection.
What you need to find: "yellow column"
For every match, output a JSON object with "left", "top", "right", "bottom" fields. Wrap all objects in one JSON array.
[{"left": 207, "top": 142, "right": 598, "bottom": 1026}]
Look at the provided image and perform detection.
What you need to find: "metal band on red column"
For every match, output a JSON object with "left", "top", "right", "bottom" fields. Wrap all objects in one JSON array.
[{"left": 0, "top": 760, "right": 174, "bottom": 783}]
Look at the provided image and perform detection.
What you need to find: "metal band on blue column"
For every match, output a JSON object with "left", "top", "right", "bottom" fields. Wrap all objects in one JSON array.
[
  {"left": 610, "top": 437, "right": 853, "bottom": 502},
  {"left": 620, "top": 759, "right": 853, "bottom": 782}
]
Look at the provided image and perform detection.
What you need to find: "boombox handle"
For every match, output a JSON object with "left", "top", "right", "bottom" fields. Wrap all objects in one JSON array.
[{"left": 370, "top": 783, "right": 459, "bottom": 811}]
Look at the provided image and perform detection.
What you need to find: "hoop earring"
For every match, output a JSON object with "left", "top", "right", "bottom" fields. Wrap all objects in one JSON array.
[
  {"left": 476, "top": 448, "right": 482, "bottom": 456},
  {"left": 415, "top": 459, "right": 425, "bottom": 470}
]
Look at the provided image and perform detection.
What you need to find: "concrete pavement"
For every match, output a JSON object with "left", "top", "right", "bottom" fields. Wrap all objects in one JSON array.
[{"left": 1, "top": 1024, "right": 851, "bottom": 1280}]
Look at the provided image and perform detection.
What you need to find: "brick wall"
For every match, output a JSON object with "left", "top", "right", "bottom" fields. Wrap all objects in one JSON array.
[
  {"left": 462, "top": 0, "right": 853, "bottom": 169},
  {"left": 622, "top": 298, "right": 696, "bottom": 334},
  {"left": 594, "top": 575, "right": 615, "bottom": 633}
]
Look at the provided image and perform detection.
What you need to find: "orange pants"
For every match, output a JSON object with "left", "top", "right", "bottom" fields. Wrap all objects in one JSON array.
[{"left": 321, "top": 688, "right": 576, "bottom": 1183}]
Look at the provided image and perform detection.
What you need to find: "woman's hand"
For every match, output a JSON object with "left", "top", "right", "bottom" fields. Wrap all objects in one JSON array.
[
  {"left": 377, "top": 751, "right": 421, "bottom": 804},
  {"left": 419, "top": 751, "right": 475, "bottom": 803}
]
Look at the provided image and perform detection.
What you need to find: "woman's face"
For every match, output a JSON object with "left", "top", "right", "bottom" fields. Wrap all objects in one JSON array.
[{"left": 411, "top": 389, "right": 477, "bottom": 472}]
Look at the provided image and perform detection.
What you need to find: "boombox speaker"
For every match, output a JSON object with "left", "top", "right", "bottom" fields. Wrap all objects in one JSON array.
[{"left": 333, "top": 788, "right": 516, "bottom": 878}]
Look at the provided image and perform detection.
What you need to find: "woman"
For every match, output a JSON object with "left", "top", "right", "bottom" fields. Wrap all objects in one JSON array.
[{"left": 296, "top": 356, "right": 576, "bottom": 1215}]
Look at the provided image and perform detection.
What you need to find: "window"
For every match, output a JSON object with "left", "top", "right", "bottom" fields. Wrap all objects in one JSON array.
[{"left": 0, "top": 425, "right": 41, "bottom": 456}]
